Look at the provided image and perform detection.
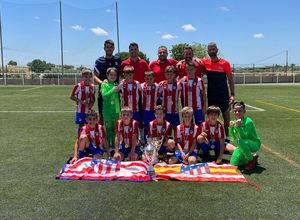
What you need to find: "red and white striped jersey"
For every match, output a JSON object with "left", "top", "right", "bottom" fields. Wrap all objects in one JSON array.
[
  {"left": 197, "top": 120, "right": 225, "bottom": 141},
  {"left": 179, "top": 76, "right": 204, "bottom": 110},
  {"left": 71, "top": 82, "right": 95, "bottom": 114},
  {"left": 175, "top": 123, "right": 198, "bottom": 151},
  {"left": 159, "top": 80, "right": 181, "bottom": 114},
  {"left": 116, "top": 119, "right": 139, "bottom": 146},
  {"left": 78, "top": 124, "right": 106, "bottom": 148},
  {"left": 148, "top": 119, "right": 171, "bottom": 139},
  {"left": 119, "top": 80, "right": 141, "bottom": 112},
  {"left": 141, "top": 82, "right": 159, "bottom": 111}
]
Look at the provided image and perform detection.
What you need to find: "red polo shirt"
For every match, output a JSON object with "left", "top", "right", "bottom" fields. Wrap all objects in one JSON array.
[
  {"left": 177, "top": 60, "right": 206, "bottom": 79},
  {"left": 149, "top": 58, "right": 178, "bottom": 83},
  {"left": 121, "top": 57, "right": 149, "bottom": 83}
]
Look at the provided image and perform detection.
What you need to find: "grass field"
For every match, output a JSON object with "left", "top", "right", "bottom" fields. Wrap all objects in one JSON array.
[{"left": 0, "top": 84, "right": 299, "bottom": 220}]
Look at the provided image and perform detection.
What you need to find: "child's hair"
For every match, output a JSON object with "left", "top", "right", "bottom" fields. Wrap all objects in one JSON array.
[
  {"left": 181, "top": 106, "right": 193, "bottom": 116},
  {"left": 145, "top": 71, "right": 154, "bottom": 78},
  {"left": 233, "top": 101, "right": 246, "bottom": 110},
  {"left": 165, "top": 65, "right": 176, "bottom": 74},
  {"left": 104, "top": 39, "right": 114, "bottom": 47},
  {"left": 86, "top": 109, "right": 98, "bottom": 118},
  {"left": 106, "top": 67, "right": 118, "bottom": 75},
  {"left": 82, "top": 69, "right": 92, "bottom": 77},
  {"left": 123, "top": 65, "right": 134, "bottom": 76},
  {"left": 121, "top": 106, "right": 133, "bottom": 115},
  {"left": 206, "top": 105, "right": 221, "bottom": 116},
  {"left": 155, "top": 105, "right": 165, "bottom": 114},
  {"left": 186, "top": 61, "right": 195, "bottom": 68}
]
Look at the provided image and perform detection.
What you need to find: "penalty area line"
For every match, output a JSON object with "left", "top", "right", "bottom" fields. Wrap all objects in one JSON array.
[
  {"left": 246, "top": 104, "right": 265, "bottom": 112},
  {"left": 20, "top": 86, "right": 43, "bottom": 92}
]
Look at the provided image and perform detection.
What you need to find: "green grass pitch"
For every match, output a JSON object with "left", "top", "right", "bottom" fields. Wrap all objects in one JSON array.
[{"left": 0, "top": 84, "right": 299, "bottom": 219}]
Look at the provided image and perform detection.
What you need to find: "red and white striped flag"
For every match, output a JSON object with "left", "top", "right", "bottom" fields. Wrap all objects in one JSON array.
[{"left": 56, "top": 158, "right": 151, "bottom": 182}]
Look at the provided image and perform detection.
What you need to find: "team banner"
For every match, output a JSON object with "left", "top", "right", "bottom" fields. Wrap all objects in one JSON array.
[{"left": 57, "top": 158, "right": 246, "bottom": 183}]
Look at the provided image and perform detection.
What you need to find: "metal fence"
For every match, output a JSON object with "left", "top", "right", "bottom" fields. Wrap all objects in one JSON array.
[{"left": 1, "top": 72, "right": 300, "bottom": 86}]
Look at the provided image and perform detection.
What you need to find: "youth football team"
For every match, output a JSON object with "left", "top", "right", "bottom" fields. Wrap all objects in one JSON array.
[{"left": 69, "top": 42, "right": 261, "bottom": 172}]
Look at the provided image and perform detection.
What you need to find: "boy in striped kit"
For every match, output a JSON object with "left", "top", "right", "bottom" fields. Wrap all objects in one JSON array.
[
  {"left": 70, "top": 69, "right": 95, "bottom": 131},
  {"left": 179, "top": 61, "right": 206, "bottom": 125},
  {"left": 147, "top": 105, "right": 177, "bottom": 164},
  {"left": 113, "top": 107, "right": 140, "bottom": 161},
  {"left": 141, "top": 71, "right": 159, "bottom": 140},
  {"left": 174, "top": 107, "right": 198, "bottom": 165},
  {"left": 197, "top": 106, "right": 225, "bottom": 163},
  {"left": 118, "top": 65, "right": 142, "bottom": 123},
  {"left": 158, "top": 65, "right": 181, "bottom": 129},
  {"left": 71, "top": 110, "right": 109, "bottom": 162}
]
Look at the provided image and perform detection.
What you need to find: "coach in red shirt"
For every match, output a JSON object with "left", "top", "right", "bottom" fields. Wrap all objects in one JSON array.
[
  {"left": 149, "top": 46, "right": 178, "bottom": 83},
  {"left": 201, "top": 42, "right": 235, "bottom": 137},
  {"left": 177, "top": 46, "right": 206, "bottom": 79},
  {"left": 121, "top": 42, "right": 149, "bottom": 83}
]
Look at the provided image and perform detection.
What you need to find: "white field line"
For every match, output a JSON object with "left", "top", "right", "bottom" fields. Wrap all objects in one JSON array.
[
  {"left": 20, "top": 86, "right": 43, "bottom": 92},
  {"left": 0, "top": 110, "right": 73, "bottom": 113},
  {"left": 245, "top": 104, "right": 265, "bottom": 112}
]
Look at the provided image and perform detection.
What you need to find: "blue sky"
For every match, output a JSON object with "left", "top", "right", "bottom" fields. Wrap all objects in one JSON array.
[{"left": 1, "top": 0, "right": 300, "bottom": 68}]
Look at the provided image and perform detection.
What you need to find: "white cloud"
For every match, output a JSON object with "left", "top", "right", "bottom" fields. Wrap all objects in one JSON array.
[
  {"left": 34, "top": 16, "right": 40, "bottom": 20},
  {"left": 71, "top": 25, "right": 83, "bottom": 31},
  {"left": 219, "top": 6, "right": 230, "bottom": 12},
  {"left": 161, "top": 34, "right": 178, "bottom": 40},
  {"left": 90, "top": 27, "right": 109, "bottom": 36},
  {"left": 105, "top": 9, "right": 112, "bottom": 13},
  {"left": 253, "top": 33, "right": 265, "bottom": 39},
  {"left": 182, "top": 24, "right": 197, "bottom": 32}
]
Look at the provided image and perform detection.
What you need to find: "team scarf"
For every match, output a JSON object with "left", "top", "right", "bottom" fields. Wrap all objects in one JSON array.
[
  {"left": 122, "top": 80, "right": 138, "bottom": 112},
  {"left": 79, "top": 81, "right": 93, "bottom": 112},
  {"left": 162, "top": 81, "right": 177, "bottom": 113},
  {"left": 85, "top": 124, "right": 101, "bottom": 148},
  {"left": 179, "top": 123, "right": 196, "bottom": 151},
  {"left": 149, "top": 119, "right": 169, "bottom": 139},
  {"left": 183, "top": 76, "right": 198, "bottom": 109},
  {"left": 142, "top": 83, "right": 156, "bottom": 111}
]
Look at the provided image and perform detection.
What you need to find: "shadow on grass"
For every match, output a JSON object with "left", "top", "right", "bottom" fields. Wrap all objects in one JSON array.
[{"left": 241, "top": 165, "right": 266, "bottom": 175}]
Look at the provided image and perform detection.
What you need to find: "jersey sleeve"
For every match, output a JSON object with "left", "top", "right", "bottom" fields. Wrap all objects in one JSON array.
[
  {"left": 165, "top": 122, "right": 171, "bottom": 137},
  {"left": 175, "top": 125, "right": 181, "bottom": 142},
  {"left": 115, "top": 120, "right": 121, "bottom": 133},
  {"left": 71, "top": 84, "right": 79, "bottom": 96},
  {"left": 218, "top": 123, "right": 225, "bottom": 139},
  {"left": 100, "top": 125, "right": 106, "bottom": 139},
  {"left": 133, "top": 121, "right": 139, "bottom": 135},
  {"left": 78, "top": 126, "right": 86, "bottom": 139},
  {"left": 101, "top": 82, "right": 114, "bottom": 97},
  {"left": 224, "top": 60, "right": 232, "bottom": 76}
]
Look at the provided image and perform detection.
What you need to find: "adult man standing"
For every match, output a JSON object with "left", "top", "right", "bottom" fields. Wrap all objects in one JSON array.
[
  {"left": 177, "top": 46, "right": 206, "bottom": 79},
  {"left": 94, "top": 39, "right": 122, "bottom": 124},
  {"left": 149, "top": 46, "right": 178, "bottom": 83},
  {"left": 201, "top": 42, "right": 235, "bottom": 137},
  {"left": 121, "top": 42, "right": 149, "bottom": 83}
]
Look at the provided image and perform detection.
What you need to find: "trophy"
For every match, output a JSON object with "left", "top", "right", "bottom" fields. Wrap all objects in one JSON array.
[{"left": 142, "top": 136, "right": 164, "bottom": 176}]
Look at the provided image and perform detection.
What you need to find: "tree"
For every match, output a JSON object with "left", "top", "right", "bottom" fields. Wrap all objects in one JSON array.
[
  {"left": 117, "top": 51, "right": 150, "bottom": 63},
  {"left": 27, "top": 59, "right": 49, "bottom": 73},
  {"left": 170, "top": 42, "right": 208, "bottom": 61},
  {"left": 8, "top": 60, "right": 17, "bottom": 66}
]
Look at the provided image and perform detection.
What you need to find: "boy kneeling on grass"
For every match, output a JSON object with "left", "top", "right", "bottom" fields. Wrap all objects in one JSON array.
[
  {"left": 113, "top": 107, "right": 140, "bottom": 161},
  {"left": 197, "top": 105, "right": 225, "bottom": 164},
  {"left": 226, "top": 101, "right": 261, "bottom": 171},
  {"left": 146, "top": 105, "right": 177, "bottom": 164},
  {"left": 71, "top": 110, "right": 110, "bottom": 163},
  {"left": 174, "top": 107, "right": 198, "bottom": 165}
]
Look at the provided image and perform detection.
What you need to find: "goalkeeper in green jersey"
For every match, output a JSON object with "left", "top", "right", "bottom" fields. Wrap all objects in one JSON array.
[
  {"left": 227, "top": 101, "right": 261, "bottom": 171},
  {"left": 101, "top": 67, "right": 120, "bottom": 149}
]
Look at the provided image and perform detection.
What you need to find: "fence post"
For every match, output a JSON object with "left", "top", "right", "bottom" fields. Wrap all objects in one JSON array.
[
  {"left": 4, "top": 72, "right": 6, "bottom": 85},
  {"left": 243, "top": 73, "right": 246, "bottom": 84},
  {"left": 293, "top": 73, "right": 295, "bottom": 84},
  {"left": 58, "top": 73, "right": 60, "bottom": 86},
  {"left": 260, "top": 73, "right": 263, "bottom": 84},
  {"left": 276, "top": 74, "right": 279, "bottom": 83},
  {"left": 232, "top": 64, "right": 235, "bottom": 73},
  {"left": 252, "top": 64, "right": 255, "bottom": 72},
  {"left": 75, "top": 73, "right": 77, "bottom": 84},
  {"left": 272, "top": 64, "right": 275, "bottom": 73},
  {"left": 22, "top": 73, "right": 25, "bottom": 85}
]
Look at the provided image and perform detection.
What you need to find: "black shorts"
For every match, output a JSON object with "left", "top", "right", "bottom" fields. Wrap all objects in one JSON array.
[{"left": 207, "top": 95, "right": 230, "bottom": 113}]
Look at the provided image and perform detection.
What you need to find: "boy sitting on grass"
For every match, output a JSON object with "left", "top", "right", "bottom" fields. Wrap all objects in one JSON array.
[
  {"left": 174, "top": 107, "right": 198, "bottom": 165},
  {"left": 197, "top": 105, "right": 225, "bottom": 164},
  {"left": 113, "top": 107, "right": 140, "bottom": 161},
  {"left": 227, "top": 101, "right": 261, "bottom": 171},
  {"left": 147, "top": 105, "right": 177, "bottom": 164},
  {"left": 70, "top": 110, "right": 110, "bottom": 163}
]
